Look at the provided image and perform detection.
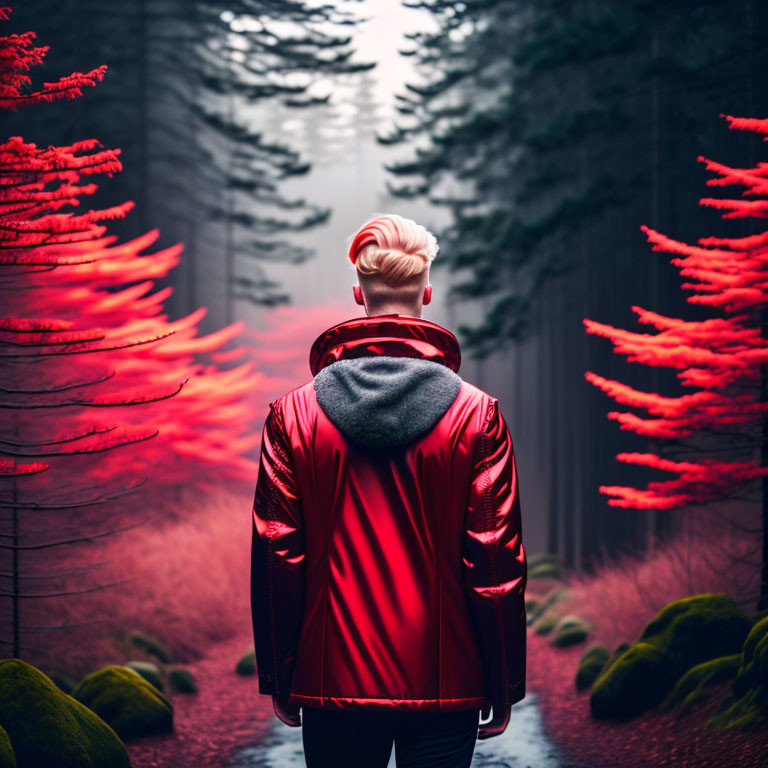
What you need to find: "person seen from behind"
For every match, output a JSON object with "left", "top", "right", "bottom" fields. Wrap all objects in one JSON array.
[{"left": 250, "top": 213, "right": 527, "bottom": 767}]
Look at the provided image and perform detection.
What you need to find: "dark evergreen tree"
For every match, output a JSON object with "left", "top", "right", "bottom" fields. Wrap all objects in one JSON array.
[
  {"left": 4, "top": 1, "right": 374, "bottom": 323},
  {"left": 384, "top": 0, "right": 768, "bottom": 568}
]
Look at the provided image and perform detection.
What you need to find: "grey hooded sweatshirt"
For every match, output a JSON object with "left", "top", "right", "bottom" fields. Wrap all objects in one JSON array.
[{"left": 313, "top": 355, "right": 464, "bottom": 450}]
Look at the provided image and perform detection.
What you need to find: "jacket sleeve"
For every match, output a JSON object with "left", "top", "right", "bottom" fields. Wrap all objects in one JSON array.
[
  {"left": 461, "top": 396, "right": 527, "bottom": 712},
  {"left": 250, "top": 399, "right": 306, "bottom": 705}
]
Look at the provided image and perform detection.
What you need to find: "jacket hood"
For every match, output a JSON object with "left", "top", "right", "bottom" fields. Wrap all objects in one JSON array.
[{"left": 310, "top": 314, "right": 463, "bottom": 449}]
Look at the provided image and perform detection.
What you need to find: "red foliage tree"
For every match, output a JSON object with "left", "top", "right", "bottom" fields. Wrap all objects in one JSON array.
[
  {"left": 0, "top": 6, "right": 262, "bottom": 658},
  {"left": 583, "top": 114, "right": 768, "bottom": 610}
]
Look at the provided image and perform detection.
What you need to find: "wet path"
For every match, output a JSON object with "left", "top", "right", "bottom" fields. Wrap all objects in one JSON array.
[{"left": 230, "top": 692, "right": 564, "bottom": 767}]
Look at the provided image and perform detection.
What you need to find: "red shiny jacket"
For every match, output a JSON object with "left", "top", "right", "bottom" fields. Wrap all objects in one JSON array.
[{"left": 250, "top": 314, "right": 526, "bottom": 715}]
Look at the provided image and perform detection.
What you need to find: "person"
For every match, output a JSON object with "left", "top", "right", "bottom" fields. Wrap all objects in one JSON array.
[{"left": 250, "top": 213, "right": 527, "bottom": 767}]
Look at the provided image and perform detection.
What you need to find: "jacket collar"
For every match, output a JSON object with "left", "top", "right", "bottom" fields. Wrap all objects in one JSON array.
[{"left": 309, "top": 313, "right": 461, "bottom": 376}]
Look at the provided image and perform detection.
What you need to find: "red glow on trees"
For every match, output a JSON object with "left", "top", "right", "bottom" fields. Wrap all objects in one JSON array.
[
  {"left": 584, "top": 114, "right": 768, "bottom": 608},
  {"left": 0, "top": 6, "right": 263, "bottom": 658}
]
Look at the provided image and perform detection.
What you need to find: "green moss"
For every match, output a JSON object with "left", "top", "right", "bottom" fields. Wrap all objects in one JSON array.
[
  {"left": 528, "top": 562, "right": 563, "bottom": 580},
  {"left": 591, "top": 641, "right": 672, "bottom": 719},
  {"left": 527, "top": 586, "right": 568, "bottom": 625},
  {"left": 660, "top": 654, "right": 741, "bottom": 716},
  {"left": 125, "top": 660, "right": 164, "bottom": 692},
  {"left": 168, "top": 667, "right": 198, "bottom": 694},
  {"left": 707, "top": 687, "right": 765, "bottom": 731},
  {"left": 72, "top": 665, "right": 173, "bottom": 741},
  {"left": 590, "top": 594, "right": 750, "bottom": 721},
  {"left": 0, "top": 658, "right": 129, "bottom": 767},
  {"left": 552, "top": 615, "right": 590, "bottom": 647},
  {"left": 613, "top": 642, "right": 630, "bottom": 658},
  {"left": 525, "top": 597, "right": 540, "bottom": 621},
  {"left": 592, "top": 643, "right": 631, "bottom": 684},
  {"left": 639, "top": 594, "right": 751, "bottom": 676},
  {"left": 527, "top": 552, "right": 561, "bottom": 568},
  {"left": 533, "top": 613, "right": 559, "bottom": 636},
  {"left": 733, "top": 615, "right": 768, "bottom": 697},
  {"left": 706, "top": 615, "right": 768, "bottom": 731},
  {"left": 125, "top": 631, "right": 173, "bottom": 664},
  {"left": 575, "top": 645, "right": 610, "bottom": 691},
  {"left": 527, "top": 559, "right": 563, "bottom": 580},
  {"left": 236, "top": 650, "right": 256, "bottom": 676},
  {"left": 0, "top": 725, "right": 15, "bottom": 768}
]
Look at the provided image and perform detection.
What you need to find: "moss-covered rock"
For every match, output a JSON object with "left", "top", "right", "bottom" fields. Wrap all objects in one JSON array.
[
  {"left": 552, "top": 615, "right": 590, "bottom": 647},
  {"left": 576, "top": 645, "right": 610, "bottom": 691},
  {"left": 125, "top": 660, "right": 164, "bottom": 692},
  {"left": 236, "top": 650, "right": 256, "bottom": 676},
  {"left": 525, "top": 596, "right": 540, "bottom": 621},
  {"left": 733, "top": 615, "right": 768, "bottom": 697},
  {"left": 591, "top": 641, "right": 672, "bottom": 719},
  {"left": 527, "top": 586, "right": 568, "bottom": 626},
  {"left": 71, "top": 664, "right": 173, "bottom": 740},
  {"left": 0, "top": 725, "right": 15, "bottom": 768},
  {"left": 527, "top": 554, "right": 563, "bottom": 580},
  {"left": 660, "top": 654, "right": 741, "bottom": 716},
  {"left": 706, "top": 615, "right": 768, "bottom": 731},
  {"left": 642, "top": 594, "right": 751, "bottom": 683},
  {"left": 168, "top": 667, "right": 198, "bottom": 694},
  {"left": 590, "top": 643, "right": 631, "bottom": 685},
  {"left": 0, "top": 658, "right": 129, "bottom": 767},
  {"left": 590, "top": 594, "right": 751, "bottom": 720},
  {"left": 533, "top": 612, "right": 560, "bottom": 636},
  {"left": 612, "top": 642, "right": 631, "bottom": 658},
  {"left": 125, "top": 631, "right": 172, "bottom": 664},
  {"left": 707, "top": 687, "right": 765, "bottom": 730},
  {"left": 527, "top": 552, "right": 561, "bottom": 568}
]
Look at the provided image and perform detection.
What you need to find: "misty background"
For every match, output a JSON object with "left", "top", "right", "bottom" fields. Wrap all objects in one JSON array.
[{"left": 6, "top": 0, "right": 767, "bottom": 569}]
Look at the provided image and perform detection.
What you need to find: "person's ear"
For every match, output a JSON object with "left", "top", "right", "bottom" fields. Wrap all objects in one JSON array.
[
  {"left": 353, "top": 284, "right": 364, "bottom": 305},
  {"left": 423, "top": 284, "right": 432, "bottom": 305}
]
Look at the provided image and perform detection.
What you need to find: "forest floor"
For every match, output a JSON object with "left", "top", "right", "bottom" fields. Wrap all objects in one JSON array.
[
  {"left": 123, "top": 625, "right": 768, "bottom": 768},
  {"left": 124, "top": 630, "right": 272, "bottom": 768},
  {"left": 527, "top": 631, "right": 768, "bottom": 768}
]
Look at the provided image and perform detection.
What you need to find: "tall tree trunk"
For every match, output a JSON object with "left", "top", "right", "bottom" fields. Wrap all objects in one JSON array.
[
  {"left": 647, "top": 23, "right": 661, "bottom": 554},
  {"left": 138, "top": 0, "right": 149, "bottom": 236},
  {"left": 185, "top": 1, "right": 201, "bottom": 315},
  {"left": 70, "top": 0, "right": 82, "bottom": 143},
  {"left": 559, "top": 270, "right": 569, "bottom": 562},
  {"left": 560, "top": 273, "right": 574, "bottom": 565},
  {"left": 11, "top": 472, "right": 20, "bottom": 659},
  {"left": 761, "top": 315, "right": 768, "bottom": 610},
  {"left": 224, "top": 52, "right": 235, "bottom": 327},
  {"left": 547, "top": 275, "right": 561, "bottom": 556}
]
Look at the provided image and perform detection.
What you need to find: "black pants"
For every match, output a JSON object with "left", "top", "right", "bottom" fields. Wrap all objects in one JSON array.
[{"left": 301, "top": 707, "right": 481, "bottom": 768}]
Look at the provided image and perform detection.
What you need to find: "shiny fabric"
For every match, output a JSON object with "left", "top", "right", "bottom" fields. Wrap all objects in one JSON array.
[{"left": 250, "top": 314, "right": 527, "bottom": 714}]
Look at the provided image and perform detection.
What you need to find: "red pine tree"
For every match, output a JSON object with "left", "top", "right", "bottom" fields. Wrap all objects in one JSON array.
[
  {"left": 584, "top": 114, "right": 768, "bottom": 610},
  {"left": 0, "top": 6, "right": 262, "bottom": 658}
]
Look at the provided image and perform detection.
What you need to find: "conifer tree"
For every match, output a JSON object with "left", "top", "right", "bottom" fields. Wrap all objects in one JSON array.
[
  {"left": 5, "top": 1, "right": 375, "bottom": 319},
  {"left": 584, "top": 115, "right": 768, "bottom": 609},
  {"left": 0, "top": 6, "right": 261, "bottom": 657},
  {"left": 384, "top": 0, "right": 766, "bottom": 357},
  {"left": 384, "top": 0, "right": 768, "bottom": 570}
]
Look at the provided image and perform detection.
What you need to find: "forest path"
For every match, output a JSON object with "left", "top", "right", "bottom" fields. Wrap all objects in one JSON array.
[
  {"left": 230, "top": 691, "right": 565, "bottom": 767},
  {"left": 125, "top": 627, "right": 566, "bottom": 767}
]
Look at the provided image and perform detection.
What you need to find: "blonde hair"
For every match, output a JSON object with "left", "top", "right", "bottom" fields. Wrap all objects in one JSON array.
[{"left": 347, "top": 213, "right": 439, "bottom": 285}]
